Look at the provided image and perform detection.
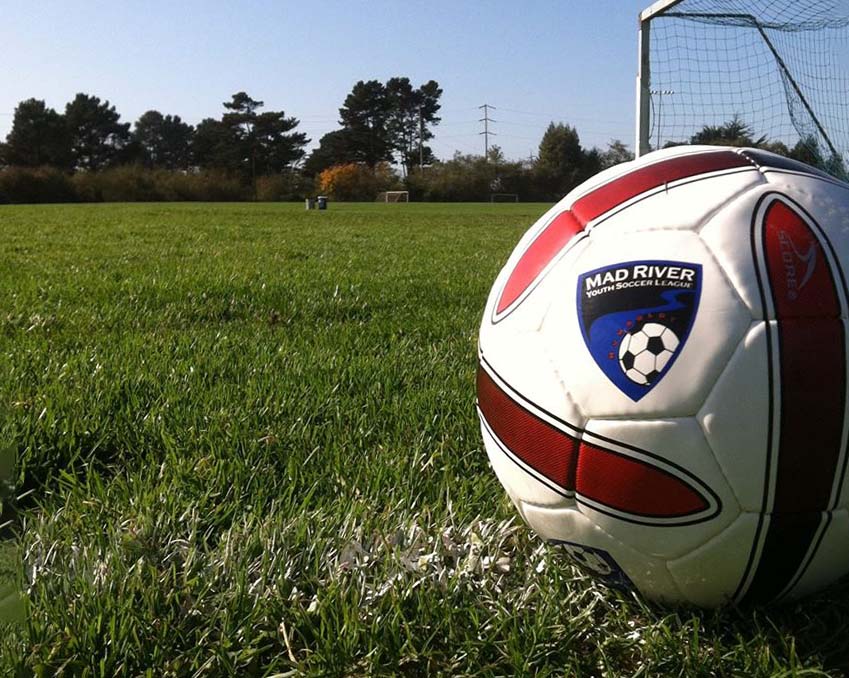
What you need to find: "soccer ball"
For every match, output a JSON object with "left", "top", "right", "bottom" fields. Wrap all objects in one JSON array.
[{"left": 477, "top": 145, "right": 849, "bottom": 607}]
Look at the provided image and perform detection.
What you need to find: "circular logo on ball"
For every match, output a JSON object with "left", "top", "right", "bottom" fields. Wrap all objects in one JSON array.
[{"left": 577, "top": 260, "right": 702, "bottom": 401}]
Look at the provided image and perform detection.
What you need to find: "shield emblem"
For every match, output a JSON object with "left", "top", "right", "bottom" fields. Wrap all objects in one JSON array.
[{"left": 577, "top": 260, "right": 702, "bottom": 402}]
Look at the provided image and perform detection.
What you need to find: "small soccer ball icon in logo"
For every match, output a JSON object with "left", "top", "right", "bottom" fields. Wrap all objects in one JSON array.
[{"left": 617, "top": 322, "right": 679, "bottom": 385}]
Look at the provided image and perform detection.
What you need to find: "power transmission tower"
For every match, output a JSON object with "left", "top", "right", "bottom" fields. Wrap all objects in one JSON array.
[{"left": 479, "top": 104, "right": 496, "bottom": 160}]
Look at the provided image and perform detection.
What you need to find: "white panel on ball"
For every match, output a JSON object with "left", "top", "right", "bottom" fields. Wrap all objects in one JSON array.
[
  {"left": 700, "top": 183, "right": 781, "bottom": 320},
  {"left": 667, "top": 512, "right": 760, "bottom": 608},
  {"left": 698, "top": 322, "right": 770, "bottom": 512}
]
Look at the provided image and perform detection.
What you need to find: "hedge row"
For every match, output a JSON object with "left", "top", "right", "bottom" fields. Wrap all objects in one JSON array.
[{"left": 0, "top": 166, "right": 314, "bottom": 204}]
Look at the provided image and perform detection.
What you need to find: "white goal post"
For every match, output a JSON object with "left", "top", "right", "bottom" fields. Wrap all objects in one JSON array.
[{"left": 376, "top": 191, "right": 409, "bottom": 203}]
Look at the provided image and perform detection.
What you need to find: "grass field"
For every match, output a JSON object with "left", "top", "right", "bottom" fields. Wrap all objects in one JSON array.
[{"left": 2, "top": 201, "right": 849, "bottom": 676}]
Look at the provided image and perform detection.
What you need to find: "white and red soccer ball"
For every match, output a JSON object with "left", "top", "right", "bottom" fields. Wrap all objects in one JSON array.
[{"left": 477, "top": 145, "right": 849, "bottom": 607}]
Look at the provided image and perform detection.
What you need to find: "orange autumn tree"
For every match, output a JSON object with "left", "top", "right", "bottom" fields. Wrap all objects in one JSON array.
[{"left": 317, "top": 162, "right": 398, "bottom": 201}]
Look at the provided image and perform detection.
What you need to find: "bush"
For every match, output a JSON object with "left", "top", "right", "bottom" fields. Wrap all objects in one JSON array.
[
  {"left": 256, "top": 172, "right": 315, "bottom": 201},
  {"left": 405, "top": 153, "right": 541, "bottom": 202},
  {"left": 0, "top": 166, "right": 77, "bottom": 204},
  {"left": 317, "top": 163, "right": 399, "bottom": 201},
  {"left": 72, "top": 167, "right": 246, "bottom": 202},
  {"left": 162, "top": 170, "right": 245, "bottom": 202},
  {"left": 0, "top": 166, "right": 259, "bottom": 204},
  {"left": 72, "top": 166, "right": 161, "bottom": 202}
]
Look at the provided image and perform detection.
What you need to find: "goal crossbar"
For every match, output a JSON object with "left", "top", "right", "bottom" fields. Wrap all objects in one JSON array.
[{"left": 639, "top": 0, "right": 685, "bottom": 22}]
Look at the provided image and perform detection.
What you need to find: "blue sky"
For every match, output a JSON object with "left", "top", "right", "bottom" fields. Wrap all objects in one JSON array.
[{"left": 1, "top": 0, "right": 651, "bottom": 161}]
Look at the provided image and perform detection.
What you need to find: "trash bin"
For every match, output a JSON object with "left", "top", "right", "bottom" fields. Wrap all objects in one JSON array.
[
  {"left": 305, "top": 197, "right": 316, "bottom": 210},
  {"left": 317, "top": 196, "right": 328, "bottom": 210}
]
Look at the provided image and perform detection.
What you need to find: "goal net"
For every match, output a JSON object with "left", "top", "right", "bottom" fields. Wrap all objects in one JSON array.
[
  {"left": 376, "top": 191, "right": 409, "bottom": 203},
  {"left": 638, "top": 0, "right": 849, "bottom": 178}
]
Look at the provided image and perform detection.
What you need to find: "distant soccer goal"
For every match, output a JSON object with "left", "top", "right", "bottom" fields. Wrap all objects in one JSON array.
[
  {"left": 376, "top": 191, "right": 409, "bottom": 203},
  {"left": 490, "top": 193, "right": 519, "bottom": 203},
  {"left": 637, "top": 0, "right": 849, "bottom": 176}
]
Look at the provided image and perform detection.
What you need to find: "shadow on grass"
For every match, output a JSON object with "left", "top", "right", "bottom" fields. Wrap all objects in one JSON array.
[
  {"left": 756, "top": 579, "right": 849, "bottom": 675},
  {"left": 0, "top": 445, "right": 26, "bottom": 627},
  {"left": 655, "top": 577, "right": 849, "bottom": 676}
]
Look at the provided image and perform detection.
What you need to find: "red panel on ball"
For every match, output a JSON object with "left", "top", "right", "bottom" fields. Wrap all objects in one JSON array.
[
  {"left": 477, "top": 363, "right": 711, "bottom": 519},
  {"left": 495, "top": 210, "right": 583, "bottom": 316},
  {"left": 576, "top": 440, "right": 709, "bottom": 518},
  {"left": 762, "top": 199, "right": 845, "bottom": 514},
  {"left": 741, "top": 195, "right": 847, "bottom": 604},
  {"left": 476, "top": 364, "right": 577, "bottom": 489}
]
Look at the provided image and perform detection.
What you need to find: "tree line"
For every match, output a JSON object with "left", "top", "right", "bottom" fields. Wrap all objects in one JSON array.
[
  {"left": 0, "top": 77, "right": 441, "bottom": 178},
  {"left": 1, "top": 92, "right": 304, "bottom": 175},
  {"left": 0, "top": 90, "right": 310, "bottom": 203},
  {"left": 0, "top": 84, "right": 631, "bottom": 203},
  {"left": 3, "top": 81, "right": 833, "bottom": 203}
]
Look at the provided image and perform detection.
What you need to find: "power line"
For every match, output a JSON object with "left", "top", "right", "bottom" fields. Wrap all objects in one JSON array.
[
  {"left": 437, "top": 120, "right": 481, "bottom": 126},
  {"left": 496, "top": 133, "right": 539, "bottom": 141},
  {"left": 438, "top": 106, "right": 485, "bottom": 114},
  {"left": 496, "top": 106, "right": 630, "bottom": 126}
]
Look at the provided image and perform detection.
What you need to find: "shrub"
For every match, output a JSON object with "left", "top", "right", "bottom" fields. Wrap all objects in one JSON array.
[
  {"left": 71, "top": 167, "right": 247, "bottom": 202},
  {"left": 256, "top": 172, "right": 315, "bottom": 201},
  {"left": 71, "top": 166, "right": 160, "bottom": 202},
  {"left": 0, "top": 164, "right": 396, "bottom": 204},
  {"left": 405, "top": 153, "right": 539, "bottom": 202},
  {"left": 0, "top": 166, "right": 77, "bottom": 204},
  {"left": 318, "top": 163, "right": 399, "bottom": 201},
  {"left": 171, "top": 170, "right": 244, "bottom": 201}
]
